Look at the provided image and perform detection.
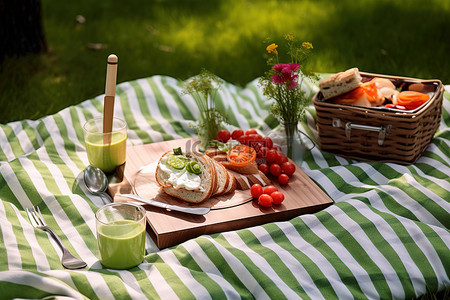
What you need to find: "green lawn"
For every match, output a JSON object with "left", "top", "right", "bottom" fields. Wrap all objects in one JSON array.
[{"left": 1, "top": 0, "right": 449, "bottom": 123}]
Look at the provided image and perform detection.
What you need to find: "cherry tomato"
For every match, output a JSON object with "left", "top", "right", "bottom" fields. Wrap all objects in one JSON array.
[
  {"left": 271, "top": 191, "right": 285, "bottom": 205},
  {"left": 258, "top": 146, "right": 269, "bottom": 158},
  {"left": 238, "top": 134, "right": 249, "bottom": 145},
  {"left": 247, "top": 134, "right": 262, "bottom": 148},
  {"left": 266, "top": 149, "right": 277, "bottom": 163},
  {"left": 281, "top": 162, "right": 296, "bottom": 176},
  {"left": 275, "top": 151, "right": 288, "bottom": 165},
  {"left": 216, "top": 130, "right": 231, "bottom": 142},
  {"left": 245, "top": 129, "right": 257, "bottom": 135},
  {"left": 263, "top": 185, "right": 278, "bottom": 195},
  {"left": 270, "top": 163, "right": 282, "bottom": 177},
  {"left": 261, "top": 137, "right": 273, "bottom": 149},
  {"left": 231, "top": 129, "right": 244, "bottom": 140},
  {"left": 258, "top": 194, "right": 273, "bottom": 207},
  {"left": 250, "top": 184, "right": 263, "bottom": 198},
  {"left": 258, "top": 163, "right": 269, "bottom": 174},
  {"left": 278, "top": 174, "right": 290, "bottom": 185}
]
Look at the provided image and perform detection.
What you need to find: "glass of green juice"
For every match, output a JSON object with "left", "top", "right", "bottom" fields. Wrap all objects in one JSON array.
[
  {"left": 95, "top": 202, "right": 146, "bottom": 269},
  {"left": 83, "top": 117, "right": 127, "bottom": 173}
]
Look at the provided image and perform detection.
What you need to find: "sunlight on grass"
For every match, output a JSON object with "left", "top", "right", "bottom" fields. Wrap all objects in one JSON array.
[
  {"left": 1, "top": 0, "right": 449, "bottom": 123},
  {"left": 165, "top": 0, "right": 325, "bottom": 61}
]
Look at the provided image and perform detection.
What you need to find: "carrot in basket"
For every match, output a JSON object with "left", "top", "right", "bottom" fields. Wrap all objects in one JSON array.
[{"left": 396, "top": 91, "right": 430, "bottom": 110}]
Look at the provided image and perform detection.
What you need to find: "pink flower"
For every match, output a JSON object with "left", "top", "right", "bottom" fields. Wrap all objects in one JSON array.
[
  {"left": 272, "top": 63, "right": 300, "bottom": 89},
  {"left": 287, "top": 77, "right": 298, "bottom": 90}
]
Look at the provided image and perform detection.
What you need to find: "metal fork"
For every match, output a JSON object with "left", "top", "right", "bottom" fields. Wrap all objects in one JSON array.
[{"left": 26, "top": 206, "right": 87, "bottom": 269}]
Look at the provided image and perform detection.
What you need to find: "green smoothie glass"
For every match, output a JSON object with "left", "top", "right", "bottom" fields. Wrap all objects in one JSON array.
[
  {"left": 95, "top": 202, "right": 146, "bottom": 269},
  {"left": 83, "top": 117, "right": 127, "bottom": 173}
]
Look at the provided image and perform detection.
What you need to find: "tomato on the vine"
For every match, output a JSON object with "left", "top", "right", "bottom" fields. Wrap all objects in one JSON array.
[
  {"left": 216, "top": 130, "right": 231, "bottom": 142},
  {"left": 245, "top": 129, "right": 257, "bottom": 135},
  {"left": 258, "top": 194, "right": 273, "bottom": 207},
  {"left": 231, "top": 129, "right": 244, "bottom": 140},
  {"left": 250, "top": 184, "right": 263, "bottom": 198},
  {"left": 278, "top": 174, "right": 290, "bottom": 185},
  {"left": 271, "top": 191, "right": 285, "bottom": 204},
  {"left": 263, "top": 185, "right": 278, "bottom": 195},
  {"left": 281, "top": 162, "right": 296, "bottom": 176}
]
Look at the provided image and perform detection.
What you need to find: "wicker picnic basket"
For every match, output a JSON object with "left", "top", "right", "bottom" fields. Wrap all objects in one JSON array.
[{"left": 313, "top": 72, "right": 444, "bottom": 165}]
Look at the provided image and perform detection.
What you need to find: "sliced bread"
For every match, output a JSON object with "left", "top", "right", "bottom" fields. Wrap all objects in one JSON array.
[
  {"left": 319, "top": 67, "right": 362, "bottom": 100},
  {"left": 156, "top": 151, "right": 216, "bottom": 204}
]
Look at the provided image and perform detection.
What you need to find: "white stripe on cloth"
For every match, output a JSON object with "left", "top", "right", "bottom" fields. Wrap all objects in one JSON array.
[
  {"left": 138, "top": 261, "right": 177, "bottom": 299},
  {"left": 345, "top": 200, "right": 427, "bottom": 297},
  {"left": 0, "top": 201, "right": 22, "bottom": 269},
  {"left": 157, "top": 249, "right": 213, "bottom": 299},
  {"left": 117, "top": 269, "right": 152, "bottom": 299},
  {"left": 0, "top": 162, "right": 33, "bottom": 209},
  {"left": 0, "top": 126, "right": 15, "bottom": 162},
  {"left": 301, "top": 213, "right": 380, "bottom": 299},
  {"left": 201, "top": 236, "right": 272, "bottom": 299},
  {"left": 0, "top": 270, "right": 85, "bottom": 299},
  {"left": 223, "top": 230, "right": 315, "bottom": 299},
  {"left": 401, "top": 218, "right": 450, "bottom": 290},
  {"left": 329, "top": 205, "right": 405, "bottom": 298},
  {"left": 148, "top": 76, "right": 196, "bottom": 136},
  {"left": 120, "top": 81, "right": 165, "bottom": 143},
  {"left": 181, "top": 238, "right": 241, "bottom": 298},
  {"left": 269, "top": 222, "right": 354, "bottom": 299}
]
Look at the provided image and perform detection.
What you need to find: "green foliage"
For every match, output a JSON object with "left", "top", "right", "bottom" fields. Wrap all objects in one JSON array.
[
  {"left": 1, "top": 0, "right": 449, "bottom": 123},
  {"left": 182, "top": 69, "right": 224, "bottom": 151}
]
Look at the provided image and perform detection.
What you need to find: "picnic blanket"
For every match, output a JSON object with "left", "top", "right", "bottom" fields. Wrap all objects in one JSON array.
[{"left": 0, "top": 74, "right": 449, "bottom": 299}]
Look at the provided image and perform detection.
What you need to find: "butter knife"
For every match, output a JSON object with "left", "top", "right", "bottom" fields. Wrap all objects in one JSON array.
[{"left": 117, "top": 194, "right": 210, "bottom": 215}]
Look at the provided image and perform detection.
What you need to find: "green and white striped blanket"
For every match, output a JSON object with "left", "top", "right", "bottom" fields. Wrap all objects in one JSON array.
[{"left": 0, "top": 75, "right": 449, "bottom": 299}]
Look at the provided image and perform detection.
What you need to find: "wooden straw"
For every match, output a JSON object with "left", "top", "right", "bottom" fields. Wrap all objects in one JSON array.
[{"left": 103, "top": 54, "right": 118, "bottom": 144}]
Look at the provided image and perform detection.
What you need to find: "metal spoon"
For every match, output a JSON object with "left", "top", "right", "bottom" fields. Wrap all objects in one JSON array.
[
  {"left": 83, "top": 166, "right": 209, "bottom": 215},
  {"left": 83, "top": 165, "right": 113, "bottom": 203}
]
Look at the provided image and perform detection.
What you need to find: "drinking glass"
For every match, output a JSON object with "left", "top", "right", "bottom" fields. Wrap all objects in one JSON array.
[
  {"left": 83, "top": 117, "right": 127, "bottom": 173},
  {"left": 95, "top": 202, "right": 146, "bottom": 269}
]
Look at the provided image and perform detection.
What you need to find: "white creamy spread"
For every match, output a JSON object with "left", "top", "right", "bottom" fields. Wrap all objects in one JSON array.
[{"left": 159, "top": 157, "right": 204, "bottom": 191}]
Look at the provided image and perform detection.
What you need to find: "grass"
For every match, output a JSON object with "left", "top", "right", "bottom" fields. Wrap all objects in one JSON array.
[{"left": 1, "top": 0, "right": 449, "bottom": 123}]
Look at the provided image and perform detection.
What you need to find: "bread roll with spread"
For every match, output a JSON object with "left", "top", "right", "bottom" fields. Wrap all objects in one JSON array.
[{"left": 155, "top": 147, "right": 236, "bottom": 203}]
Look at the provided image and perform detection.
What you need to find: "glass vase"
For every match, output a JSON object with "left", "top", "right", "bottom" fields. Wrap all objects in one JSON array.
[
  {"left": 267, "top": 120, "right": 311, "bottom": 165},
  {"left": 196, "top": 111, "right": 220, "bottom": 152}
]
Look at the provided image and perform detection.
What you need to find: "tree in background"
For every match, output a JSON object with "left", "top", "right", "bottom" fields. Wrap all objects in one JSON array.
[{"left": 0, "top": 0, "right": 47, "bottom": 62}]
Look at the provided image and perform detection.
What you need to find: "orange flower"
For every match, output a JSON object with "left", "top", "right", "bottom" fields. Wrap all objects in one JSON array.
[{"left": 266, "top": 43, "right": 278, "bottom": 54}]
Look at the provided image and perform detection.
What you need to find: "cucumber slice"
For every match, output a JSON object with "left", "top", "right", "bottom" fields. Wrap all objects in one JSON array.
[
  {"left": 166, "top": 155, "right": 186, "bottom": 170},
  {"left": 186, "top": 161, "right": 202, "bottom": 175}
]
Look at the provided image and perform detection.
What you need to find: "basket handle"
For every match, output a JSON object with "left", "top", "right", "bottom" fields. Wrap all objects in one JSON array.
[{"left": 332, "top": 118, "right": 392, "bottom": 146}]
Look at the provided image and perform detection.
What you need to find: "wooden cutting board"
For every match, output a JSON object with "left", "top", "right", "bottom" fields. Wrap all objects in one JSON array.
[{"left": 108, "top": 138, "right": 333, "bottom": 249}]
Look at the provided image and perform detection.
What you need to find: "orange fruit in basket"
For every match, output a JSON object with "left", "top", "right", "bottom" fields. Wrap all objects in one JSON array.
[
  {"left": 397, "top": 91, "right": 430, "bottom": 110},
  {"left": 227, "top": 144, "right": 256, "bottom": 166}
]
